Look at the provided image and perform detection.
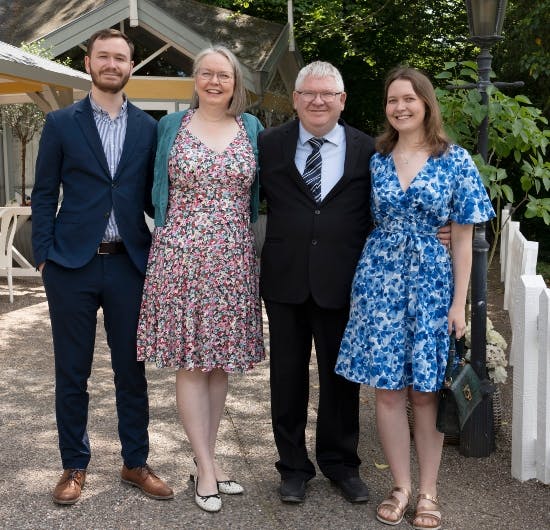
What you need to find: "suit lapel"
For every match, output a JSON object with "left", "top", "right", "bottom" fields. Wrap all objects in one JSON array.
[
  {"left": 342, "top": 122, "right": 361, "bottom": 179},
  {"left": 114, "top": 102, "right": 140, "bottom": 181},
  {"left": 283, "top": 120, "right": 317, "bottom": 199},
  {"left": 74, "top": 97, "right": 111, "bottom": 178}
]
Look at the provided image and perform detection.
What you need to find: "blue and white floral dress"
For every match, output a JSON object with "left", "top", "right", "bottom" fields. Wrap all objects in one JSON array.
[{"left": 334, "top": 144, "right": 495, "bottom": 392}]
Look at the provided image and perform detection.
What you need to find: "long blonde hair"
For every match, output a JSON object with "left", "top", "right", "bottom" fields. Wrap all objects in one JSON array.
[{"left": 376, "top": 67, "right": 449, "bottom": 156}]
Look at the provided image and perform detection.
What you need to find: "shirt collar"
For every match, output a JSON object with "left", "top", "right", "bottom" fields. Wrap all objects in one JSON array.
[
  {"left": 298, "top": 121, "right": 343, "bottom": 147},
  {"left": 89, "top": 93, "right": 128, "bottom": 119}
]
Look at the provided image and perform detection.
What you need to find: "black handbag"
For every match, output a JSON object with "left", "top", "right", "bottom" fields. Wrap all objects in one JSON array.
[{"left": 436, "top": 333, "right": 482, "bottom": 436}]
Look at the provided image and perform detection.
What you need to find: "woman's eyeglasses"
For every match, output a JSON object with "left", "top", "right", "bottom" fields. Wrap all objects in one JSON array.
[{"left": 197, "top": 70, "right": 234, "bottom": 83}]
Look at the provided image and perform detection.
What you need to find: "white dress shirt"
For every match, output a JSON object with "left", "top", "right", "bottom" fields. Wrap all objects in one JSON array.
[{"left": 295, "top": 122, "right": 346, "bottom": 201}]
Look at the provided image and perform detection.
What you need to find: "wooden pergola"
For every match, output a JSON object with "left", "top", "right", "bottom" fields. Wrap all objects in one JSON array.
[{"left": 0, "top": 41, "right": 91, "bottom": 111}]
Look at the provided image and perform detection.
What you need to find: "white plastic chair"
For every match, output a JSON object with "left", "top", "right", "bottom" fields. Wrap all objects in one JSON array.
[{"left": 0, "top": 209, "right": 18, "bottom": 303}]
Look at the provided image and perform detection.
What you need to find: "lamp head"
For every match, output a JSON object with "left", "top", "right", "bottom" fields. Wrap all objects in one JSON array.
[{"left": 465, "top": 0, "right": 508, "bottom": 47}]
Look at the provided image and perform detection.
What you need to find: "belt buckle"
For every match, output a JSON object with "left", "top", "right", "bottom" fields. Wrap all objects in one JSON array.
[{"left": 97, "top": 244, "right": 109, "bottom": 255}]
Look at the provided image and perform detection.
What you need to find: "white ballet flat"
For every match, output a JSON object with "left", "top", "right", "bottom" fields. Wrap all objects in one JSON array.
[
  {"left": 217, "top": 480, "right": 244, "bottom": 495},
  {"left": 191, "top": 475, "right": 221, "bottom": 513},
  {"left": 191, "top": 458, "right": 243, "bottom": 496}
]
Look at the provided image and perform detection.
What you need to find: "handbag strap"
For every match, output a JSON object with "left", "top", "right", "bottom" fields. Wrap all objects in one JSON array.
[{"left": 443, "top": 333, "right": 459, "bottom": 385}]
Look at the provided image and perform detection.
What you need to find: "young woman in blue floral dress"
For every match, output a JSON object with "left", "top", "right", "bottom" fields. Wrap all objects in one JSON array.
[
  {"left": 136, "top": 46, "right": 265, "bottom": 513},
  {"left": 335, "top": 68, "right": 495, "bottom": 529}
]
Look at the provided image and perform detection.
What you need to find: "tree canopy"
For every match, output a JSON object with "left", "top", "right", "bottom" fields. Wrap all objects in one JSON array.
[
  {"left": 202, "top": 0, "right": 550, "bottom": 234},
  {"left": 204, "top": 0, "right": 472, "bottom": 132},
  {"left": 204, "top": 0, "right": 548, "bottom": 134}
]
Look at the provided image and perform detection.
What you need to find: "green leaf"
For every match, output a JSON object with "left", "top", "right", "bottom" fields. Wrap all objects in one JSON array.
[
  {"left": 460, "top": 60, "right": 478, "bottom": 70},
  {"left": 459, "top": 67, "right": 476, "bottom": 78},
  {"left": 520, "top": 175, "right": 533, "bottom": 192},
  {"left": 515, "top": 94, "right": 532, "bottom": 104},
  {"left": 525, "top": 202, "right": 538, "bottom": 218},
  {"left": 501, "top": 185, "right": 514, "bottom": 203}
]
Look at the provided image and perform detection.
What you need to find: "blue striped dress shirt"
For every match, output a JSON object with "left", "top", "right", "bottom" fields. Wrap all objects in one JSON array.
[{"left": 90, "top": 94, "right": 128, "bottom": 242}]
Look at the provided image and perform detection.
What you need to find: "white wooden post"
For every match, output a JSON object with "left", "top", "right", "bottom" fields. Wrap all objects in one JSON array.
[
  {"left": 537, "top": 287, "right": 550, "bottom": 484},
  {"left": 500, "top": 204, "right": 512, "bottom": 282},
  {"left": 511, "top": 274, "right": 546, "bottom": 481},
  {"left": 503, "top": 221, "right": 520, "bottom": 311},
  {"left": 506, "top": 229, "right": 538, "bottom": 366}
]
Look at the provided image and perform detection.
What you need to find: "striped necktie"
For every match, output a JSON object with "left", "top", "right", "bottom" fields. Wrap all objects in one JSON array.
[{"left": 302, "top": 137, "right": 326, "bottom": 203}]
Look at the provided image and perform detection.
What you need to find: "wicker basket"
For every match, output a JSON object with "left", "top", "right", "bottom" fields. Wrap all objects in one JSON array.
[{"left": 407, "top": 386, "right": 502, "bottom": 446}]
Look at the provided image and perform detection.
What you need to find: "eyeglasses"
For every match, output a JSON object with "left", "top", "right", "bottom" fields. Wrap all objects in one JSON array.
[
  {"left": 295, "top": 91, "right": 343, "bottom": 102},
  {"left": 197, "top": 70, "right": 234, "bottom": 83}
]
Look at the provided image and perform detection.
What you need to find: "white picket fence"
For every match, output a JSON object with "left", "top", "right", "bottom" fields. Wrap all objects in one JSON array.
[{"left": 500, "top": 205, "right": 550, "bottom": 484}]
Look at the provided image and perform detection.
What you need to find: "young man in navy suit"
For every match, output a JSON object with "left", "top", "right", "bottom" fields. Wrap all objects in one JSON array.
[{"left": 32, "top": 29, "right": 172, "bottom": 505}]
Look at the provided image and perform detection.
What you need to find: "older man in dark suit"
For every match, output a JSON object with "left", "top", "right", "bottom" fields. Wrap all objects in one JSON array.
[
  {"left": 32, "top": 29, "right": 172, "bottom": 505},
  {"left": 258, "top": 61, "right": 374, "bottom": 504}
]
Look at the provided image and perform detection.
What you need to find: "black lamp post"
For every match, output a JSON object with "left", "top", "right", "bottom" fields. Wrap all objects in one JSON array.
[{"left": 459, "top": 0, "right": 522, "bottom": 457}]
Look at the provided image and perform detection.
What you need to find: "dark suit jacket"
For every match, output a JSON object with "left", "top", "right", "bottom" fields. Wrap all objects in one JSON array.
[
  {"left": 258, "top": 119, "right": 375, "bottom": 309},
  {"left": 31, "top": 97, "right": 156, "bottom": 275}
]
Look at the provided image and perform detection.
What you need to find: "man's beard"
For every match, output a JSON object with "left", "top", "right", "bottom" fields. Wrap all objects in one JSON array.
[{"left": 89, "top": 68, "right": 131, "bottom": 94}]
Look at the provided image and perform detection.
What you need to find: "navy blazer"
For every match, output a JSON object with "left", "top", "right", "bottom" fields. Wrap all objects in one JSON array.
[
  {"left": 32, "top": 97, "right": 156, "bottom": 275},
  {"left": 258, "top": 119, "right": 375, "bottom": 309}
]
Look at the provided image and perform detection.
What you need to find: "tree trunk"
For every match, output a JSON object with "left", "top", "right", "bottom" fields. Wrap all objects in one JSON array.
[{"left": 20, "top": 142, "right": 27, "bottom": 206}]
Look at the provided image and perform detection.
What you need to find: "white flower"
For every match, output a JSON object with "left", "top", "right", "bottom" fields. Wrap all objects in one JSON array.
[
  {"left": 491, "top": 365, "right": 508, "bottom": 384},
  {"left": 464, "top": 317, "right": 508, "bottom": 384},
  {"left": 487, "top": 328, "right": 508, "bottom": 351},
  {"left": 486, "top": 343, "right": 507, "bottom": 368}
]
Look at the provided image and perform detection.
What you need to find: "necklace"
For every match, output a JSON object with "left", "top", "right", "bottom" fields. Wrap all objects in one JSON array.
[
  {"left": 395, "top": 148, "right": 428, "bottom": 165},
  {"left": 395, "top": 150, "right": 413, "bottom": 165}
]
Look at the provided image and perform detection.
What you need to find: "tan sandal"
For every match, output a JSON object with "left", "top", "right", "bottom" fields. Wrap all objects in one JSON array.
[
  {"left": 376, "top": 486, "right": 411, "bottom": 526},
  {"left": 412, "top": 493, "right": 441, "bottom": 530}
]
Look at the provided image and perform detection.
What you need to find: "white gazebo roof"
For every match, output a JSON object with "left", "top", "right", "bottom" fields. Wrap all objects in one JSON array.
[{"left": 0, "top": 40, "right": 91, "bottom": 112}]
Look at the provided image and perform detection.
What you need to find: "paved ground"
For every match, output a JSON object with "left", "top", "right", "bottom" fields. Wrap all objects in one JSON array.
[{"left": 0, "top": 269, "right": 549, "bottom": 530}]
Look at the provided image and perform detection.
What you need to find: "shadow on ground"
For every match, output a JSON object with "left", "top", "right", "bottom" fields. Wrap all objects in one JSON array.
[{"left": 0, "top": 273, "right": 548, "bottom": 529}]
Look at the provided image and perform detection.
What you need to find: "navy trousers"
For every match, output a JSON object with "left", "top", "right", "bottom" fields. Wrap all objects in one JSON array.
[{"left": 42, "top": 254, "right": 149, "bottom": 470}]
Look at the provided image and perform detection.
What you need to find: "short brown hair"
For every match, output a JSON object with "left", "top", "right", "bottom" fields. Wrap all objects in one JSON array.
[
  {"left": 86, "top": 29, "right": 134, "bottom": 59},
  {"left": 376, "top": 67, "right": 449, "bottom": 156}
]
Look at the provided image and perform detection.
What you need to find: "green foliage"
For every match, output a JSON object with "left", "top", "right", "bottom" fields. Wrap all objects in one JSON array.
[
  {"left": 19, "top": 40, "right": 71, "bottom": 66},
  {"left": 436, "top": 61, "right": 550, "bottom": 263},
  {"left": 1, "top": 104, "right": 44, "bottom": 143},
  {"left": 494, "top": 0, "right": 550, "bottom": 119},
  {"left": 1, "top": 102, "right": 45, "bottom": 205},
  {"left": 201, "top": 0, "right": 550, "bottom": 247},
  {"left": 202, "top": 0, "right": 470, "bottom": 132},
  {"left": 537, "top": 259, "right": 550, "bottom": 286}
]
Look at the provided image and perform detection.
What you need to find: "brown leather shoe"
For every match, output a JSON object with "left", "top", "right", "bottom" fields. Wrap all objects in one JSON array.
[
  {"left": 52, "top": 469, "right": 86, "bottom": 505},
  {"left": 121, "top": 464, "right": 174, "bottom": 500}
]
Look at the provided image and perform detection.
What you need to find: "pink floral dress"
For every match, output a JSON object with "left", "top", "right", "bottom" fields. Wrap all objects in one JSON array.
[{"left": 137, "top": 110, "right": 265, "bottom": 372}]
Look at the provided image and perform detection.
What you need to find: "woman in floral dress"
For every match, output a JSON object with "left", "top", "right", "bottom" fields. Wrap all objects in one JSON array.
[
  {"left": 136, "top": 46, "right": 265, "bottom": 512},
  {"left": 335, "top": 68, "right": 494, "bottom": 529}
]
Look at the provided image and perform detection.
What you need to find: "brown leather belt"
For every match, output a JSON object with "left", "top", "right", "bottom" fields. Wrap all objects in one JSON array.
[{"left": 97, "top": 241, "right": 126, "bottom": 255}]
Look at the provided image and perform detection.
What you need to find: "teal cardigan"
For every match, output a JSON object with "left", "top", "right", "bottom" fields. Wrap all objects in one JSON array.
[{"left": 151, "top": 109, "right": 263, "bottom": 226}]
